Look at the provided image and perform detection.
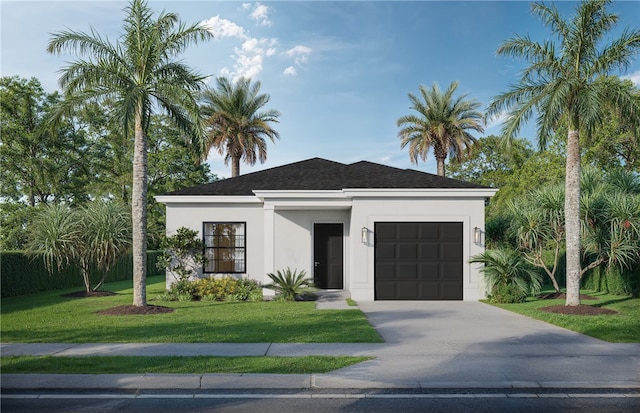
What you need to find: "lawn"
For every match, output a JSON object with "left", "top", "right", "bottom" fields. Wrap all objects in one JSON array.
[
  {"left": 490, "top": 290, "right": 640, "bottom": 343},
  {"left": 0, "top": 355, "right": 372, "bottom": 374},
  {"left": 0, "top": 276, "right": 382, "bottom": 343}
]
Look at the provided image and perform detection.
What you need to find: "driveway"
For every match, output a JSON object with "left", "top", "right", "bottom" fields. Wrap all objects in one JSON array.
[{"left": 316, "top": 301, "right": 640, "bottom": 388}]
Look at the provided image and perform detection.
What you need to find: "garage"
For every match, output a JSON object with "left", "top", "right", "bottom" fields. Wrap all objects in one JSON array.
[{"left": 374, "top": 222, "right": 463, "bottom": 300}]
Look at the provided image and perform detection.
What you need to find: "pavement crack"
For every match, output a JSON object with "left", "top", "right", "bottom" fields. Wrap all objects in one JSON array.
[{"left": 264, "top": 343, "right": 272, "bottom": 356}]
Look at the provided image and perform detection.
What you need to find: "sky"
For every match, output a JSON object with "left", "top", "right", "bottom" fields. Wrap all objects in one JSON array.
[{"left": 2, "top": 0, "right": 639, "bottom": 179}]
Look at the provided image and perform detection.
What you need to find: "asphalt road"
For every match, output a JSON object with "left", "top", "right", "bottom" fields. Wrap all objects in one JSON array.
[{"left": 3, "top": 389, "right": 639, "bottom": 413}]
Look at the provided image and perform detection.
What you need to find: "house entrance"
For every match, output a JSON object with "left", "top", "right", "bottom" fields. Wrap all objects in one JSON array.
[{"left": 313, "top": 223, "right": 344, "bottom": 289}]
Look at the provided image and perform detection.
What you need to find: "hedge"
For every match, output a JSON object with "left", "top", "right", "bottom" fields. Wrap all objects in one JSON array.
[
  {"left": 0, "top": 251, "right": 164, "bottom": 297},
  {"left": 582, "top": 265, "right": 640, "bottom": 297}
]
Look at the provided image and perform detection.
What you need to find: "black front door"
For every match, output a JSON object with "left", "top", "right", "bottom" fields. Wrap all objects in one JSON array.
[{"left": 313, "top": 223, "right": 344, "bottom": 289}]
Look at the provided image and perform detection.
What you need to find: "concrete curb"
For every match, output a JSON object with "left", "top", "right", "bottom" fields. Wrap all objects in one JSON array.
[{"left": 2, "top": 374, "right": 640, "bottom": 391}]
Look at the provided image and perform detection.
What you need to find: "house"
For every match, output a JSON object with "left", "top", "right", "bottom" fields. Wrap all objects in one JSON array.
[{"left": 155, "top": 158, "right": 497, "bottom": 301}]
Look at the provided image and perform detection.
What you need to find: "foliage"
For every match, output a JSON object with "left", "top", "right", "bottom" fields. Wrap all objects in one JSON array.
[
  {"left": 201, "top": 76, "right": 281, "bottom": 177},
  {"left": 47, "top": 0, "right": 213, "bottom": 307},
  {"left": 397, "top": 81, "right": 484, "bottom": 177},
  {"left": 25, "top": 201, "right": 132, "bottom": 292},
  {"left": 265, "top": 268, "right": 316, "bottom": 301},
  {"left": 0, "top": 76, "right": 92, "bottom": 207},
  {"left": 583, "top": 265, "right": 640, "bottom": 297},
  {"left": 470, "top": 248, "right": 543, "bottom": 303},
  {"left": 160, "top": 275, "right": 262, "bottom": 302},
  {"left": 158, "top": 227, "right": 205, "bottom": 283},
  {"left": 0, "top": 251, "right": 163, "bottom": 297},
  {"left": 486, "top": 0, "right": 640, "bottom": 306},
  {"left": 1, "top": 275, "right": 383, "bottom": 343}
]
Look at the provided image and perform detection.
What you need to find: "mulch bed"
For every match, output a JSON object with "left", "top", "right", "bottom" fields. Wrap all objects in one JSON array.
[
  {"left": 540, "top": 305, "right": 618, "bottom": 316},
  {"left": 62, "top": 291, "right": 117, "bottom": 298},
  {"left": 97, "top": 305, "right": 175, "bottom": 316}
]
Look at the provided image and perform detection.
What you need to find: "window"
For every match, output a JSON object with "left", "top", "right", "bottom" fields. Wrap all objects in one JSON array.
[{"left": 203, "top": 222, "right": 246, "bottom": 273}]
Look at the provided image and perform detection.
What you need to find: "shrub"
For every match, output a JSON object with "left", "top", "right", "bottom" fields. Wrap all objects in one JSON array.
[
  {"left": 470, "top": 248, "right": 543, "bottom": 303},
  {"left": 164, "top": 276, "right": 262, "bottom": 302},
  {"left": 265, "top": 267, "right": 315, "bottom": 301}
]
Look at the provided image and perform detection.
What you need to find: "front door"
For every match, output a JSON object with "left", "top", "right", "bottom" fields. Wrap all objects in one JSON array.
[{"left": 313, "top": 223, "right": 344, "bottom": 289}]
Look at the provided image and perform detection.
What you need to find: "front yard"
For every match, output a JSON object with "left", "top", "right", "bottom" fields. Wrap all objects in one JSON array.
[{"left": 0, "top": 275, "right": 382, "bottom": 343}]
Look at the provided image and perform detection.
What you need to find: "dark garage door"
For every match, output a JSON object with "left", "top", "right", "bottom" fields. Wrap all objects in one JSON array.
[{"left": 375, "top": 222, "right": 463, "bottom": 300}]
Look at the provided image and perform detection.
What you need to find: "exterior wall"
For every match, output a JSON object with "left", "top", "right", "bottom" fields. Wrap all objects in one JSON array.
[
  {"left": 347, "top": 197, "right": 487, "bottom": 301},
  {"left": 163, "top": 203, "right": 264, "bottom": 290},
  {"left": 273, "top": 210, "right": 350, "bottom": 282}
]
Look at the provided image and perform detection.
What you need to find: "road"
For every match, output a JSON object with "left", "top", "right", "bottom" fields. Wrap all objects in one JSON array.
[{"left": 3, "top": 389, "right": 639, "bottom": 413}]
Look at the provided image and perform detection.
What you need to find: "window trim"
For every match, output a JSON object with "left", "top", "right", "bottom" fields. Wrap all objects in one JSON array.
[{"left": 202, "top": 221, "right": 247, "bottom": 274}]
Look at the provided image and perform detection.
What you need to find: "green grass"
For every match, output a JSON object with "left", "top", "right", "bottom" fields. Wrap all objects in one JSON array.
[
  {"left": 0, "top": 355, "right": 372, "bottom": 374},
  {"left": 490, "top": 289, "right": 640, "bottom": 343},
  {"left": 346, "top": 298, "right": 358, "bottom": 307},
  {"left": 0, "top": 276, "right": 382, "bottom": 343}
]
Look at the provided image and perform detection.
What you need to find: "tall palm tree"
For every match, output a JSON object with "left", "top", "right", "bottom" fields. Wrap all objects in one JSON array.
[
  {"left": 397, "top": 81, "right": 484, "bottom": 177},
  {"left": 47, "top": 0, "right": 212, "bottom": 306},
  {"left": 201, "top": 77, "right": 280, "bottom": 177},
  {"left": 486, "top": 0, "right": 640, "bottom": 306}
]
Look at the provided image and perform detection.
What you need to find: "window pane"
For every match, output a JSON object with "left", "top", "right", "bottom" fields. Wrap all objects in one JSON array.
[{"left": 203, "top": 222, "right": 246, "bottom": 274}]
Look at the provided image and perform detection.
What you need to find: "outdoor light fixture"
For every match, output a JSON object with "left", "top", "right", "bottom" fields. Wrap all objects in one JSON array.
[
  {"left": 473, "top": 227, "right": 481, "bottom": 245},
  {"left": 361, "top": 227, "right": 368, "bottom": 244}
]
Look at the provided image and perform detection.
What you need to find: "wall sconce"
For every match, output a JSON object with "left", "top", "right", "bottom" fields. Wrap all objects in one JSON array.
[
  {"left": 473, "top": 227, "right": 482, "bottom": 245},
  {"left": 361, "top": 227, "right": 368, "bottom": 244}
]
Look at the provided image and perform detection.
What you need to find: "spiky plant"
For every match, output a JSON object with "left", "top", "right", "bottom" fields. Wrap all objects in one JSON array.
[{"left": 264, "top": 267, "right": 315, "bottom": 301}]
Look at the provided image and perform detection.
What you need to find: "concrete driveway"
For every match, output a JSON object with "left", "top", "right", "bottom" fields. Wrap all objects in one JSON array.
[{"left": 316, "top": 301, "right": 640, "bottom": 388}]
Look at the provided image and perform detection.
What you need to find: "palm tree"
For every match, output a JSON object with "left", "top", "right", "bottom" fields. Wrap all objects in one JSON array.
[
  {"left": 397, "top": 81, "right": 484, "bottom": 177},
  {"left": 201, "top": 77, "right": 280, "bottom": 177},
  {"left": 486, "top": 0, "right": 640, "bottom": 306},
  {"left": 47, "top": 0, "right": 212, "bottom": 306}
]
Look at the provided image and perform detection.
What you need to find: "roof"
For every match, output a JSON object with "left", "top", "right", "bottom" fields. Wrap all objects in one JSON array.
[{"left": 165, "top": 158, "right": 490, "bottom": 196}]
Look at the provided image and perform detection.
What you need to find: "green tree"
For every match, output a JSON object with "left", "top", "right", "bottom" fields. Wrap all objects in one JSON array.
[
  {"left": 47, "top": 0, "right": 212, "bottom": 306},
  {"left": 486, "top": 0, "right": 640, "bottom": 306},
  {"left": 397, "top": 81, "right": 484, "bottom": 177},
  {"left": 0, "top": 76, "right": 91, "bottom": 206},
  {"left": 26, "top": 201, "right": 132, "bottom": 292},
  {"left": 201, "top": 77, "right": 281, "bottom": 177}
]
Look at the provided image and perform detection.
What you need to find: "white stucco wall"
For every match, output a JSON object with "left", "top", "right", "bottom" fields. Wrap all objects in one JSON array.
[
  {"left": 162, "top": 200, "right": 264, "bottom": 290},
  {"left": 158, "top": 188, "right": 494, "bottom": 300},
  {"left": 273, "top": 209, "right": 350, "bottom": 283}
]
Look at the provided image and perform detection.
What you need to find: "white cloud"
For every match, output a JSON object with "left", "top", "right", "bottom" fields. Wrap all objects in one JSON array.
[
  {"left": 286, "top": 45, "right": 312, "bottom": 64},
  {"left": 283, "top": 66, "right": 297, "bottom": 76},
  {"left": 201, "top": 15, "right": 245, "bottom": 39},
  {"left": 250, "top": 3, "right": 272, "bottom": 27},
  {"left": 622, "top": 70, "right": 640, "bottom": 87}
]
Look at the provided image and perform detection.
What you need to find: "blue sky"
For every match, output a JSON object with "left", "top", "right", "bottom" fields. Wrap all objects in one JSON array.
[{"left": 2, "top": 1, "right": 639, "bottom": 178}]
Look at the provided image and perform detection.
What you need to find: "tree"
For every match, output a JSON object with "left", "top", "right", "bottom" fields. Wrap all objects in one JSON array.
[
  {"left": 47, "top": 0, "right": 212, "bottom": 306},
  {"left": 200, "top": 77, "right": 281, "bottom": 177},
  {"left": 0, "top": 76, "right": 92, "bottom": 207},
  {"left": 26, "top": 201, "right": 132, "bottom": 292},
  {"left": 397, "top": 81, "right": 484, "bottom": 177},
  {"left": 486, "top": 0, "right": 640, "bottom": 306},
  {"left": 158, "top": 227, "right": 205, "bottom": 286}
]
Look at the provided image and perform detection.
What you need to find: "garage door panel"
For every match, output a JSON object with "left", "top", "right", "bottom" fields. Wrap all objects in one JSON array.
[
  {"left": 420, "top": 243, "right": 440, "bottom": 259},
  {"left": 442, "top": 242, "right": 463, "bottom": 259},
  {"left": 398, "top": 243, "right": 418, "bottom": 259},
  {"left": 397, "top": 263, "right": 418, "bottom": 278},
  {"left": 375, "top": 222, "right": 463, "bottom": 300},
  {"left": 376, "top": 243, "right": 396, "bottom": 259},
  {"left": 398, "top": 223, "right": 418, "bottom": 239}
]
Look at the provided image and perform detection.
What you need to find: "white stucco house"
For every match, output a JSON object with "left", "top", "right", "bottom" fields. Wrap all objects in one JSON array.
[{"left": 156, "top": 158, "right": 497, "bottom": 301}]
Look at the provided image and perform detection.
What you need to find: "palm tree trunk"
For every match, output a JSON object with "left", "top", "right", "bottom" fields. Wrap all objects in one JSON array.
[
  {"left": 436, "top": 157, "right": 446, "bottom": 177},
  {"left": 565, "top": 129, "right": 581, "bottom": 306},
  {"left": 231, "top": 156, "right": 240, "bottom": 177},
  {"left": 131, "top": 110, "right": 148, "bottom": 307}
]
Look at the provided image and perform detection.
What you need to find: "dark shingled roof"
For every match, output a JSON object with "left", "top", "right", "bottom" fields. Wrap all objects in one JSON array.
[{"left": 165, "top": 158, "right": 490, "bottom": 196}]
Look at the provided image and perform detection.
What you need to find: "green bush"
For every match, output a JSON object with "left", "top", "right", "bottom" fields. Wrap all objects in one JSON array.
[
  {"left": 1, "top": 251, "right": 163, "bottom": 297},
  {"left": 164, "top": 276, "right": 262, "bottom": 302},
  {"left": 487, "top": 284, "right": 527, "bottom": 303},
  {"left": 265, "top": 268, "right": 315, "bottom": 301}
]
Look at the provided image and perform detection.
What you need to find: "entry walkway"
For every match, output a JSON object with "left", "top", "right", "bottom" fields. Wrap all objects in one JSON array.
[{"left": 2, "top": 301, "right": 639, "bottom": 390}]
